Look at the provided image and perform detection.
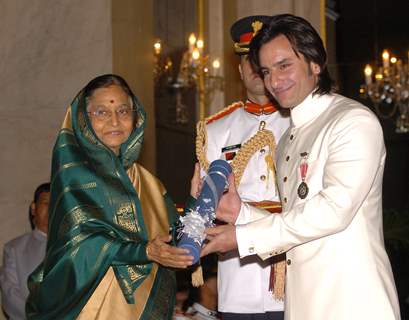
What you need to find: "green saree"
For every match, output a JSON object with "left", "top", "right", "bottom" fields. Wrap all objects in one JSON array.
[{"left": 26, "top": 85, "right": 177, "bottom": 319}]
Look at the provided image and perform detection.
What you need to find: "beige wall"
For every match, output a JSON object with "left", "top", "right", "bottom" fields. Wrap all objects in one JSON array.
[
  {"left": 0, "top": 0, "right": 113, "bottom": 316},
  {"left": 0, "top": 0, "right": 113, "bottom": 252},
  {"left": 112, "top": 0, "right": 155, "bottom": 172}
]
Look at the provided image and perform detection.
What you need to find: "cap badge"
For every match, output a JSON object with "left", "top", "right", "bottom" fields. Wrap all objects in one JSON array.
[{"left": 251, "top": 20, "right": 263, "bottom": 36}]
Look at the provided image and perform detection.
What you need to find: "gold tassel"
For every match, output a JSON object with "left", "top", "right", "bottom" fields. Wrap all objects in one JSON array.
[
  {"left": 272, "top": 258, "right": 286, "bottom": 300},
  {"left": 191, "top": 265, "right": 204, "bottom": 287}
]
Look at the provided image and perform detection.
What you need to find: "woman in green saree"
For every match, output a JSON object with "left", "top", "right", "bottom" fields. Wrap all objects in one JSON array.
[{"left": 26, "top": 74, "right": 193, "bottom": 319}]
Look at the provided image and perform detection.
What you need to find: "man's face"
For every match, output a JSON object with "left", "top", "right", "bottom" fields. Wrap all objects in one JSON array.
[
  {"left": 31, "top": 191, "right": 50, "bottom": 233},
  {"left": 239, "top": 55, "right": 266, "bottom": 97},
  {"left": 258, "top": 34, "right": 320, "bottom": 109}
]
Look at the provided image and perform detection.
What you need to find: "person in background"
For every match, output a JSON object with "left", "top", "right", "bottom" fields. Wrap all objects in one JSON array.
[
  {"left": 195, "top": 15, "right": 290, "bottom": 320},
  {"left": 26, "top": 74, "right": 193, "bottom": 320},
  {"left": 185, "top": 254, "right": 219, "bottom": 320},
  {"left": 0, "top": 183, "right": 50, "bottom": 320},
  {"left": 173, "top": 270, "right": 192, "bottom": 320},
  {"left": 202, "top": 14, "right": 401, "bottom": 320}
]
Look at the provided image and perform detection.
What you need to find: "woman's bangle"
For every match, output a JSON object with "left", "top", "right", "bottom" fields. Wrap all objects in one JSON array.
[{"left": 146, "top": 242, "right": 151, "bottom": 261}]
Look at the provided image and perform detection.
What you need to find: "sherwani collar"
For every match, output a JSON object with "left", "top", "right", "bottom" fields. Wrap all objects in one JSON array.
[{"left": 290, "top": 92, "right": 335, "bottom": 128}]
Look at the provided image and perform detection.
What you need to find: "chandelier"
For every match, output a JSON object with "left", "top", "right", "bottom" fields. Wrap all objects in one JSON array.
[
  {"left": 360, "top": 50, "right": 409, "bottom": 133},
  {"left": 153, "top": 33, "right": 224, "bottom": 124}
]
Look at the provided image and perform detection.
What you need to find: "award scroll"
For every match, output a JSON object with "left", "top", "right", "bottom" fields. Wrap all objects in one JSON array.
[{"left": 177, "top": 159, "right": 232, "bottom": 264}]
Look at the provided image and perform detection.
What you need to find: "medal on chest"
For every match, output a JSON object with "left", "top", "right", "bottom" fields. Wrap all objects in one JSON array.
[
  {"left": 297, "top": 152, "right": 309, "bottom": 199},
  {"left": 221, "top": 143, "right": 241, "bottom": 161}
]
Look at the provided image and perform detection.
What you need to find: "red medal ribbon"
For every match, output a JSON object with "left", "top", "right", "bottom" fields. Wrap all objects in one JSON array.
[{"left": 300, "top": 162, "right": 308, "bottom": 181}]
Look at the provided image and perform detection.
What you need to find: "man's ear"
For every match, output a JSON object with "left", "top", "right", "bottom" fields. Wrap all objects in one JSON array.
[
  {"left": 238, "top": 63, "right": 244, "bottom": 81},
  {"left": 310, "top": 62, "right": 321, "bottom": 75},
  {"left": 30, "top": 201, "right": 36, "bottom": 217}
]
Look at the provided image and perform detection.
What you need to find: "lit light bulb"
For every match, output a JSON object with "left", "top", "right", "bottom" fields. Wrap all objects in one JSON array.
[
  {"left": 364, "top": 65, "right": 372, "bottom": 76},
  {"left": 375, "top": 73, "right": 383, "bottom": 81},
  {"left": 154, "top": 41, "right": 161, "bottom": 55},
  {"left": 196, "top": 39, "right": 204, "bottom": 49},
  {"left": 192, "top": 48, "right": 200, "bottom": 60},
  {"left": 390, "top": 57, "right": 397, "bottom": 64},
  {"left": 189, "top": 33, "right": 197, "bottom": 46},
  {"left": 212, "top": 59, "right": 220, "bottom": 69},
  {"left": 364, "top": 64, "right": 372, "bottom": 85},
  {"left": 382, "top": 50, "right": 390, "bottom": 68}
]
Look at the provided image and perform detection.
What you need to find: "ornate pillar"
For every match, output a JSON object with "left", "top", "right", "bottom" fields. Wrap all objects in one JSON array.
[{"left": 112, "top": 0, "right": 156, "bottom": 172}]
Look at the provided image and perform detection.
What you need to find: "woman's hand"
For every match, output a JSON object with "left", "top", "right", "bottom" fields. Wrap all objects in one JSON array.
[{"left": 146, "top": 235, "right": 194, "bottom": 268}]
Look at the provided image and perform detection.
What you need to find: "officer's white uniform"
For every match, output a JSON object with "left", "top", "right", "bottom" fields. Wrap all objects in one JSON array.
[{"left": 203, "top": 102, "right": 290, "bottom": 313}]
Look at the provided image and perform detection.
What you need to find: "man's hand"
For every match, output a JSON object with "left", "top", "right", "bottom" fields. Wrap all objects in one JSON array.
[
  {"left": 146, "top": 235, "right": 194, "bottom": 268},
  {"left": 216, "top": 173, "right": 242, "bottom": 224},
  {"left": 200, "top": 224, "right": 238, "bottom": 257},
  {"left": 190, "top": 162, "right": 202, "bottom": 198}
]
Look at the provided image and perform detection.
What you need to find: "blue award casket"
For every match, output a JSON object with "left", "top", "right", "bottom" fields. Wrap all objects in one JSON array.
[{"left": 177, "top": 159, "right": 232, "bottom": 264}]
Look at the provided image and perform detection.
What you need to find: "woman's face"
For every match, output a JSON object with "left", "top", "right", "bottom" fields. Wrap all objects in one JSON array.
[{"left": 87, "top": 85, "right": 134, "bottom": 155}]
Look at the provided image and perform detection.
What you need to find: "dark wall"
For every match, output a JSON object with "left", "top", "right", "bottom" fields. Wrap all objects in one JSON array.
[
  {"left": 336, "top": 0, "right": 409, "bottom": 212},
  {"left": 336, "top": 1, "right": 409, "bottom": 316},
  {"left": 153, "top": 0, "right": 198, "bottom": 203}
]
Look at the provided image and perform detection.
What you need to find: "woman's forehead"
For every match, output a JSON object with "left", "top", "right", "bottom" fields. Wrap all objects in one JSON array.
[{"left": 89, "top": 85, "right": 132, "bottom": 105}]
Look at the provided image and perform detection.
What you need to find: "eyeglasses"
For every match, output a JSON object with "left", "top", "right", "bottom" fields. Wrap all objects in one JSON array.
[{"left": 87, "top": 105, "right": 135, "bottom": 121}]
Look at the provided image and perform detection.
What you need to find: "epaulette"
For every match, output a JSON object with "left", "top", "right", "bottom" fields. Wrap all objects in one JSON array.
[{"left": 205, "top": 101, "right": 244, "bottom": 125}]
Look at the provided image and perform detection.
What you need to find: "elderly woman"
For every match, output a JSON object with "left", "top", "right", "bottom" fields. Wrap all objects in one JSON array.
[{"left": 26, "top": 74, "right": 193, "bottom": 319}]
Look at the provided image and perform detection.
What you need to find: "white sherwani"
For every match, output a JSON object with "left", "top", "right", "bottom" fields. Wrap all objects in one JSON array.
[
  {"left": 236, "top": 93, "right": 400, "bottom": 319},
  {"left": 204, "top": 103, "right": 290, "bottom": 313}
]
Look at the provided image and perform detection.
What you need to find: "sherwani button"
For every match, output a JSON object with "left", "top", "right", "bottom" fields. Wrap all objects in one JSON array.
[
  {"left": 290, "top": 134, "right": 294, "bottom": 140},
  {"left": 286, "top": 156, "right": 290, "bottom": 161},
  {"left": 287, "top": 259, "right": 292, "bottom": 265},
  {"left": 284, "top": 197, "right": 287, "bottom": 203},
  {"left": 283, "top": 177, "right": 287, "bottom": 182},
  {"left": 249, "top": 247, "right": 254, "bottom": 253},
  {"left": 260, "top": 175, "right": 266, "bottom": 181},
  {"left": 260, "top": 148, "right": 266, "bottom": 154}
]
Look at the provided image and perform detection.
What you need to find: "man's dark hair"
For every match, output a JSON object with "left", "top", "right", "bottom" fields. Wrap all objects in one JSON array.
[
  {"left": 249, "top": 14, "right": 333, "bottom": 95},
  {"left": 29, "top": 182, "right": 50, "bottom": 230}
]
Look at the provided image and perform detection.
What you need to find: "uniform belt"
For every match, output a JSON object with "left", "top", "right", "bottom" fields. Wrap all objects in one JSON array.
[{"left": 247, "top": 200, "right": 282, "bottom": 213}]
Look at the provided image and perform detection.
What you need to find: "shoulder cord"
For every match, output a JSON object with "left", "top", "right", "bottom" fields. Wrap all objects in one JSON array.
[
  {"left": 196, "top": 118, "right": 276, "bottom": 186},
  {"left": 231, "top": 128, "right": 276, "bottom": 186},
  {"left": 196, "top": 101, "right": 243, "bottom": 172}
]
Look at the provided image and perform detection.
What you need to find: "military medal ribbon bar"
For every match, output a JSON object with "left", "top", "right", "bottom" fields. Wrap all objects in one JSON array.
[{"left": 297, "top": 153, "right": 309, "bottom": 199}]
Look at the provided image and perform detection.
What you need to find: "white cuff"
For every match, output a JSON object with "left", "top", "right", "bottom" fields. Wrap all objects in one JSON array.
[
  {"left": 236, "top": 203, "right": 256, "bottom": 257},
  {"left": 235, "top": 202, "right": 253, "bottom": 224}
]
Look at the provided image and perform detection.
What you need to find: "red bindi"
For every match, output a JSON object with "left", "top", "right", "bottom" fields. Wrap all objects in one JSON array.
[{"left": 110, "top": 100, "right": 115, "bottom": 103}]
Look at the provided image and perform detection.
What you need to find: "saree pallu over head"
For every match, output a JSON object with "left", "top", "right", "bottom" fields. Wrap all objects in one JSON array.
[{"left": 26, "top": 80, "right": 177, "bottom": 319}]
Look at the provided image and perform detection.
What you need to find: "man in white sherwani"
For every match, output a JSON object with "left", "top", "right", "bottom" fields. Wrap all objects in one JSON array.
[
  {"left": 196, "top": 15, "right": 290, "bottom": 320},
  {"left": 201, "top": 14, "right": 401, "bottom": 320}
]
